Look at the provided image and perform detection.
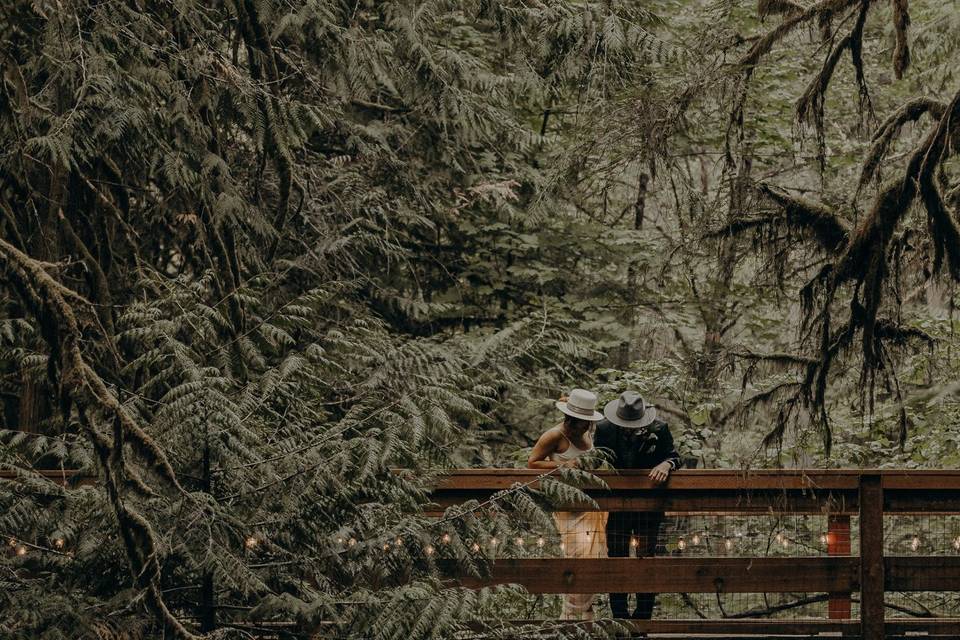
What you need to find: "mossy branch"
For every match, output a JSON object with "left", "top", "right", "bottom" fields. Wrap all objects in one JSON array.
[
  {"left": 739, "top": 0, "right": 861, "bottom": 70},
  {"left": 0, "top": 235, "right": 195, "bottom": 639},
  {"left": 758, "top": 0, "right": 806, "bottom": 18},
  {"left": 857, "top": 97, "right": 946, "bottom": 193},
  {"left": 710, "top": 183, "right": 850, "bottom": 253}
]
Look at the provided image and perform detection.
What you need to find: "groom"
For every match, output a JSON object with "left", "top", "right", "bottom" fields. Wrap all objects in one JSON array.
[{"left": 594, "top": 391, "right": 682, "bottom": 620}]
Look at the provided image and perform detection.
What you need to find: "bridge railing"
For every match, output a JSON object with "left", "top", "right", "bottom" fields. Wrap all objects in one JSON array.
[
  {"left": 6, "top": 468, "right": 960, "bottom": 638},
  {"left": 431, "top": 469, "right": 960, "bottom": 639}
]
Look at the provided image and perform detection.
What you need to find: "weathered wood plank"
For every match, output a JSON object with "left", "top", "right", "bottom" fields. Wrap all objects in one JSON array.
[
  {"left": 885, "top": 617, "right": 960, "bottom": 633},
  {"left": 433, "top": 469, "right": 865, "bottom": 491},
  {"left": 447, "top": 557, "right": 858, "bottom": 593},
  {"left": 859, "top": 475, "right": 884, "bottom": 640},
  {"left": 430, "top": 489, "right": 859, "bottom": 514},
  {"left": 0, "top": 469, "right": 94, "bottom": 487},
  {"left": 466, "top": 617, "right": 960, "bottom": 637},
  {"left": 465, "top": 618, "right": 859, "bottom": 634},
  {"left": 886, "top": 556, "right": 960, "bottom": 591},
  {"left": 430, "top": 485, "right": 858, "bottom": 514},
  {"left": 884, "top": 489, "right": 960, "bottom": 514}
]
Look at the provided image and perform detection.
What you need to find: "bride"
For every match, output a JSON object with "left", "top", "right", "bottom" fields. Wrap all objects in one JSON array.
[{"left": 527, "top": 388, "right": 608, "bottom": 620}]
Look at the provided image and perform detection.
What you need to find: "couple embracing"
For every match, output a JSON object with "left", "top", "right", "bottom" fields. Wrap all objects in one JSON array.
[{"left": 528, "top": 388, "right": 682, "bottom": 621}]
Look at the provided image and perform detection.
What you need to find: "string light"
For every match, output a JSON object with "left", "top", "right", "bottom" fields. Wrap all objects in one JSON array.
[
  {"left": 425, "top": 545, "right": 435, "bottom": 556},
  {"left": 348, "top": 537, "right": 357, "bottom": 547},
  {"left": 441, "top": 533, "right": 451, "bottom": 544},
  {"left": 559, "top": 542, "right": 565, "bottom": 552},
  {"left": 724, "top": 538, "right": 733, "bottom": 551},
  {"left": 53, "top": 538, "right": 65, "bottom": 550},
  {"left": 819, "top": 534, "right": 828, "bottom": 545},
  {"left": 677, "top": 538, "right": 686, "bottom": 551},
  {"left": 382, "top": 542, "right": 391, "bottom": 551},
  {"left": 910, "top": 536, "right": 921, "bottom": 552},
  {"left": 395, "top": 537, "right": 403, "bottom": 546},
  {"left": 7, "top": 538, "right": 15, "bottom": 547},
  {"left": 781, "top": 537, "right": 790, "bottom": 549},
  {"left": 536, "top": 537, "right": 545, "bottom": 548},
  {"left": 244, "top": 537, "right": 258, "bottom": 550},
  {"left": 953, "top": 537, "right": 960, "bottom": 551},
  {"left": 775, "top": 533, "right": 783, "bottom": 544},
  {"left": 471, "top": 542, "right": 481, "bottom": 553},
  {"left": 630, "top": 537, "right": 639, "bottom": 549},
  {"left": 691, "top": 533, "right": 700, "bottom": 546},
  {"left": 489, "top": 537, "right": 499, "bottom": 547},
  {"left": 336, "top": 536, "right": 344, "bottom": 545},
  {"left": 514, "top": 536, "right": 524, "bottom": 547},
  {"left": 15, "top": 545, "right": 27, "bottom": 556}
]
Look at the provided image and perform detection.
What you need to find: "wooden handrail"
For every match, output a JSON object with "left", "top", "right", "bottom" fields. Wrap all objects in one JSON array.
[
  {"left": 430, "top": 469, "right": 960, "bottom": 515},
  {"left": 433, "top": 468, "right": 960, "bottom": 489}
]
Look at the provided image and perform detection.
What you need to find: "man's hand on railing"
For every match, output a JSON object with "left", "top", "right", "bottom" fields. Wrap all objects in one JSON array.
[{"left": 649, "top": 461, "right": 672, "bottom": 483}]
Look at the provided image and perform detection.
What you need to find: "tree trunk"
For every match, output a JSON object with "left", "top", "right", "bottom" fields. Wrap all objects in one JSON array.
[{"left": 618, "top": 172, "right": 650, "bottom": 368}]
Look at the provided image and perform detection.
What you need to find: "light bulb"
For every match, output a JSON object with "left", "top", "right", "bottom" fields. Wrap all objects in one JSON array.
[
  {"left": 775, "top": 533, "right": 783, "bottom": 544},
  {"left": 7, "top": 538, "right": 15, "bottom": 547},
  {"left": 53, "top": 538, "right": 65, "bottom": 549},
  {"left": 536, "top": 537, "right": 545, "bottom": 548},
  {"left": 382, "top": 543, "right": 390, "bottom": 551},
  {"left": 336, "top": 536, "right": 344, "bottom": 545},
  {"left": 515, "top": 536, "right": 524, "bottom": 546},
  {"left": 953, "top": 537, "right": 960, "bottom": 551},
  {"left": 490, "top": 537, "right": 498, "bottom": 547},
  {"left": 15, "top": 545, "right": 27, "bottom": 556},
  {"left": 630, "top": 537, "right": 639, "bottom": 548},
  {"left": 471, "top": 542, "right": 481, "bottom": 552},
  {"left": 819, "top": 534, "right": 828, "bottom": 545},
  {"left": 425, "top": 545, "right": 435, "bottom": 556},
  {"left": 560, "top": 542, "right": 566, "bottom": 552},
  {"left": 677, "top": 538, "right": 686, "bottom": 551},
  {"left": 441, "top": 533, "right": 451, "bottom": 544},
  {"left": 781, "top": 537, "right": 790, "bottom": 548},
  {"left": 395, "top": 537, "right": 403, "bottom": 546},
  {"left": 724, "top": 538, "right": 733, "bottom": 551},
  {"left": 910, "top": 536, "right": 920, "bottom": 551},
  {"left": 691, "top": 534, "right": 700, "bottom": 546},
  {"left": 348, "top": 537, "right": 357, "bottom": 547},
  {"left": 244, "top": 537, "right": 258, "bottom": 549}
]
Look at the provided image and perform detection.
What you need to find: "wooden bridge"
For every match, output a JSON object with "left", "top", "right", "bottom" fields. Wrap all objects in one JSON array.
[
  {"left": 432, "top": 469, "right": 960, "bottom": 639},
  {"left": 7, "top": 468, "right": 960, "bottom": 638}
]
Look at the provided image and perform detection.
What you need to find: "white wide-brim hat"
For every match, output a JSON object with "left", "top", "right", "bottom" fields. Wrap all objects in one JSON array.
[
  {"left": 555, "top": 388, "right": 603, "bottom": 421},
  {"left": 603, "top": 391, "right": 657, "bottom": 428}
]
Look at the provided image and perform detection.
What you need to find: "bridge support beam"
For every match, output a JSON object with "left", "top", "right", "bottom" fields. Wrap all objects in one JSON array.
[{"left": 859, "top": 474, "right": 884, "bottom": 640}]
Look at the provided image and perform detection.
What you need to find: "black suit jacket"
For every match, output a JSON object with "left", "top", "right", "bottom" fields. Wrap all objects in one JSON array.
[{"left": 593, "top": 418, "right": 682, "bottom": 470}]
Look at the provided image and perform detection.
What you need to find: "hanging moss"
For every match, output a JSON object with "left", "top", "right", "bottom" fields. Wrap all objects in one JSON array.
[
  {"left": 856, "top": 97, "right": 946, "bottom": 193},
  {"left": 892, "top": 0, "right": 912, "bottom": 79}
]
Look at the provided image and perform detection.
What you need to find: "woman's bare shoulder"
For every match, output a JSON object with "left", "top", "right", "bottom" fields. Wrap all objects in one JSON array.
[{"left": 537, "top": 426, "right": 563, "bottom": 443}]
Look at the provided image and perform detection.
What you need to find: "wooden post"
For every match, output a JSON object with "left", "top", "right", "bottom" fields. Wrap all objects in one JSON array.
[
  {"left": 827, "top": 515, "right": 852, "bottom": 619},
  {"left": 859, "top": 475, "right": 884, "bottom": 640}
]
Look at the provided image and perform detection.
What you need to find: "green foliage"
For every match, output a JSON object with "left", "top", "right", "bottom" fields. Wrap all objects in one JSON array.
[{"left": 2, "top": 0, "right": 960, "bottom": 634}]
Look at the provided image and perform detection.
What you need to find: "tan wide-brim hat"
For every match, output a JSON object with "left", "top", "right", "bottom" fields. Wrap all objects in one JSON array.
[{"left": 555, "top": 388, "right": 603, "bottom": 421}]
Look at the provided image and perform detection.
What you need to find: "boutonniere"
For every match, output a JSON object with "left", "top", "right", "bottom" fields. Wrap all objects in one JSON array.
[{"left": 634, "top": 429, "right": 657, "bottom": 452}]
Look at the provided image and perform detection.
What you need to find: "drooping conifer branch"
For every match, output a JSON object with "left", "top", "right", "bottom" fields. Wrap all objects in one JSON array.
[{"left": 0, "top": 236, "right": 195, "bottom": 639}]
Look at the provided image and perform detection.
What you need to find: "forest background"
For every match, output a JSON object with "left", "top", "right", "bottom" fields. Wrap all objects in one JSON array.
[{"left": 2, "top": 0, "right": 960, "bottom": 637}]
